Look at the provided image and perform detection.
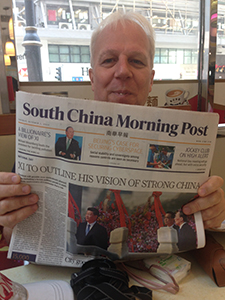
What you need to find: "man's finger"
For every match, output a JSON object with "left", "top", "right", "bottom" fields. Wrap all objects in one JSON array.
[
  {"left": 0, "top": 172, "right": 21, "bottom": 184},
  {"left": 0, "top": 204, "right": 38, "bottom": 228},
  {"left": 0, "top": 194, "right": 39, "bottom": 215},
  {"left": 183, "top": 188, "right": 224, "bottom": 215},
  {"left": 201, "top": 200, "right": 225, "bottom": 223},
  {"left": 0, "top": 184, "right": 31, "bottom": 200},
  {"left": 203, "top": 209, "right": 225, "bottom": 229},
  {"left": 198, "top": 175, "right": 224, "bottom": 197}
]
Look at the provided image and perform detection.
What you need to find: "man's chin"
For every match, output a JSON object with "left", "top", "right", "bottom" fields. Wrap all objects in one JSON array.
[
  {"left": 108, "top": 95, "right": 140, "bottom": 106},
  {"left": 95, "top": 95, "right": 145, "bottom": 106}
]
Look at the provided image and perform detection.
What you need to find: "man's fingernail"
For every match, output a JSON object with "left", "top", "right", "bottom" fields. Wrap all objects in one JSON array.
[
  {"left": 12, "top": 175, "right": 20, "bottom": 183},
  {"left": 29, "top": 195, "right": 38, "bottom": 203},
  {"left": 198, "top": 188, "right": 206, "bottom": 196},
  {"left": 22, "top": 185, "right": 30, "bottom": 193},
  {"left": 183, "top": 206, "right": 191, "bottom": 214}
]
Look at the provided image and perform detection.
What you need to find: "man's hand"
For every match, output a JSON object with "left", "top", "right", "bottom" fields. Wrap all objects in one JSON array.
[
  {"left": 183, "top": 176, "right": 225, "bottom": 229},
  {"left": 0, "top": 172, "right": 38, "bottom": 229}
]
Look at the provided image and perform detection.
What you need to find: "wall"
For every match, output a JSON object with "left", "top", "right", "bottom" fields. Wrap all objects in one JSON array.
[
  {"left": 214, "top": 82, "right": 225, "bottom": 106},
  {"left": 19, "top": 82, "right": 93, "bottom": 101},
  {"left": 0, "top": 135, "right": 15, "bottom": 172},
  {"left": 211, "top": 137, "right": 225, "bottom": 191},
  {"left": 19, "top": 80, "right": 198, "bottom": 107}
]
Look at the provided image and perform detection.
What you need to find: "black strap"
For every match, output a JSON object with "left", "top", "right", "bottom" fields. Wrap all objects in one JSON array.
[
  {"left": 129, "top": 286, "right": 153, "bottom": 300},
  {"left": 77, "top": 283, "right": 152, "bottom": 300},
  {"left": 70, "top": 259, "right": 152, "bottom": 300},
  {"left": 77, "top": 283, "right": 131, "bottom": 300},
  {"left": 100, "top": 268, "right": 129, "bottom": 284}
]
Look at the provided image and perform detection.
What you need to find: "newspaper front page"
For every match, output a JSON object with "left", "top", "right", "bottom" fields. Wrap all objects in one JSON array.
[{"left": 8, "top": 91, "right": 219, "bottom": 267}]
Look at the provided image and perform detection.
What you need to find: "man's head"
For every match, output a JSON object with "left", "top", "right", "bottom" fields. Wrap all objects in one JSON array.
[
  {"left": 164, "top": 211, "right": 175, "bottom": 227},
  {"left": 175, "top": 211, "right": 187, "bottom": 226},
  {"left": 66, "top": 126, "right": 74, "bottom": 139},
  {"left": 150, "top": 144, "right": 158, "bottom": 152},
  {"left": 85, "top": 207, "right": 99, "bottom": 224},
  {"left": 89, "top": 11, "right": 155, "bottom": 106},
  {"left": 161, "top": 147, "right": 168, "bottom": 155}
]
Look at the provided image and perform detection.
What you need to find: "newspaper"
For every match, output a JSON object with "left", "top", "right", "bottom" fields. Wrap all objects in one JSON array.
[{"left": 8, "top": 91, "right": 219, "bottom": 267}]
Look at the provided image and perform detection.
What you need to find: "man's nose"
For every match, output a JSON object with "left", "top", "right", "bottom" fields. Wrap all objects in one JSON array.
[{"left": 114, "top": 57, "right": 132, "bottom": 79}]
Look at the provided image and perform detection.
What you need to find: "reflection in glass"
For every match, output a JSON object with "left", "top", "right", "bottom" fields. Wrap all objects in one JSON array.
[
  {"left": 216, "top": 0, "right": 225, "bottom": 79},
  {"left": 13, "top": 0, "right": 202, "bottom": 82}
]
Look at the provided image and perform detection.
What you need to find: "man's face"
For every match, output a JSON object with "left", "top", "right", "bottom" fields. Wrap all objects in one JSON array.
[
  {"left": 66, "top": 127, "right": 74, "bottom": 139},
  {"left": 85, "top": 210, "right": 98, "bottom": 223},
  {"left": 89, "top": 21, "right": 155, "bottom": 106},
  {"left": 175, "top": 212, "right": 183, "bottom": 226},
  {"left": 164, "top": 213, "right": 174, "bottom": 227}
]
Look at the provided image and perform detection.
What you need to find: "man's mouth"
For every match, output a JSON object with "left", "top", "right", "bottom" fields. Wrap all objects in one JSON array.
[
  {"left": 114, "top": 91, "right": 131, "bottom": 96},
  {"left": 108, "top": 90, "right": 136, "bottom": 104}
]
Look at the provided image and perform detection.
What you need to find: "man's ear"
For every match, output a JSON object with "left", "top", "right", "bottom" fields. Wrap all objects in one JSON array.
[
  {"left": 89, "top": 68, "right": 94, "bottom": 92},
  {"left": 149, "top": 70, "right": 155, "bottom": 93}
]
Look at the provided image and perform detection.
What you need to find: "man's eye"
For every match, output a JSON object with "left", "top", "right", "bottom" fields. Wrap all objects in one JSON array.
[
  {"left": 131, "top": 59, "right": 144, "bottom": 65},
  {"left": 102, "top": 58, "right": 115, "bottom": 64}
]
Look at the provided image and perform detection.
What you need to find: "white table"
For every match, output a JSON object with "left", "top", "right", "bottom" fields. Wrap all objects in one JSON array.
[{"left": 2, "top": 232, "right": 225, "bottom": 300}]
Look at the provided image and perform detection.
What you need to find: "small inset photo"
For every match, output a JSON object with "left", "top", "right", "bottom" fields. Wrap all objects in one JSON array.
[
  {"left": 55, "top": 126, "right": 82, "bottom": 160},
  {"left": 147, "top": 144, "right": 175, "bottom": 169}
]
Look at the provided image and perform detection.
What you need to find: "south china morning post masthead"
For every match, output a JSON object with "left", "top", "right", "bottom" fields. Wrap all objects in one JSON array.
[{"left": 22, "top": 101, "right": 210, "bottom": 138}]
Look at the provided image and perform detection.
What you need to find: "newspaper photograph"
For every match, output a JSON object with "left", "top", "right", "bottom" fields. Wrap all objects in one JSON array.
[{"left": 8, "top": 91, "right": 219, "bottom": 267}]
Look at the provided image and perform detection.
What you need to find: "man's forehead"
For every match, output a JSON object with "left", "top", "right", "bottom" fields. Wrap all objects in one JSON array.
[
  {"left": 96, "top": 21, "right": 149, "bottom": 48},
  {"left": 165, "top": 214, "right": 172, "bottom": 218}
]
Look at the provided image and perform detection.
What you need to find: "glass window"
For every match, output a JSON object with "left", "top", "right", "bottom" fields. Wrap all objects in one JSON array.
[
  {"left": 216, "top": 0, "right": 225, "bottom": 79},
  {"left": 48, "top": 45, "right": 90, "bottom": 64},
  {"left": 169, "top": 50, "right": 177, "bottom": 64},
  {"left": 49, "top": 46, "right": 59, "bottom": 63},
  {"left": 154, "top": 49, "right": 160, "bottom": 64},
  {"left": 80, "top": 46, "right": 90, "bottom": 63},
  {"left": 59, "top": 46, "right": 70, "bottom": 63},
  {"left": 13, "top": 0, "right": 201, "bottom": 82},
  {"left": 183, "top": 50, "right": 197, "bottom": 64},
  {"left": 160, "top": 49, "right": 168, "bottom": 64},
  {"left": 71, "top": 46, "right": 81, "bottom": 63},
  {"left": 184, "top": 50, "right": 192, "bottom": 64}
]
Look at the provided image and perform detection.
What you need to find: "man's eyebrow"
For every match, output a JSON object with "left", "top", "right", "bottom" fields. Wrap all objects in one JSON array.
[
  {"left": 98, "top": 49, "right": 148, "bottom": 60},
  {"left": 98, "top": 49, "right": 118, "bottom": 61}
]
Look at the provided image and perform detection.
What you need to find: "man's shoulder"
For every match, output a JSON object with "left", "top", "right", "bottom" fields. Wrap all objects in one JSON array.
[
  {"left": 94, "top": 222, "right": 107, "bottom": 231},
  {"left": 71, "top": 138, "right": 79, "bottom": 144},
  {"left": 78, "top": 221, "right": 86, "bottom": 228},
  {"left": 57, "top": 136, "right": 65, "bottom": 141},
  {"left": 182, "top": 222, "right": 194, "bottom": 231},
  {"left": 172, "top": 224, "right": 179, "bottom": 230}
]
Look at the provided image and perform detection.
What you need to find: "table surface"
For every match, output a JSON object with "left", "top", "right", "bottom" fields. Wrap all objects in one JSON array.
[{"left": 2, "top": 232, "right": 225, "bottom": 300}]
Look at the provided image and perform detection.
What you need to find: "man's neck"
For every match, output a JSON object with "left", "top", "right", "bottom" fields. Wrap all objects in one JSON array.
[
  {"left": 179, "top": 222, "right": 186, "bottom": 229},
  {"left": 87, "top": 221, "right": 96, "bottom": 226}
]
